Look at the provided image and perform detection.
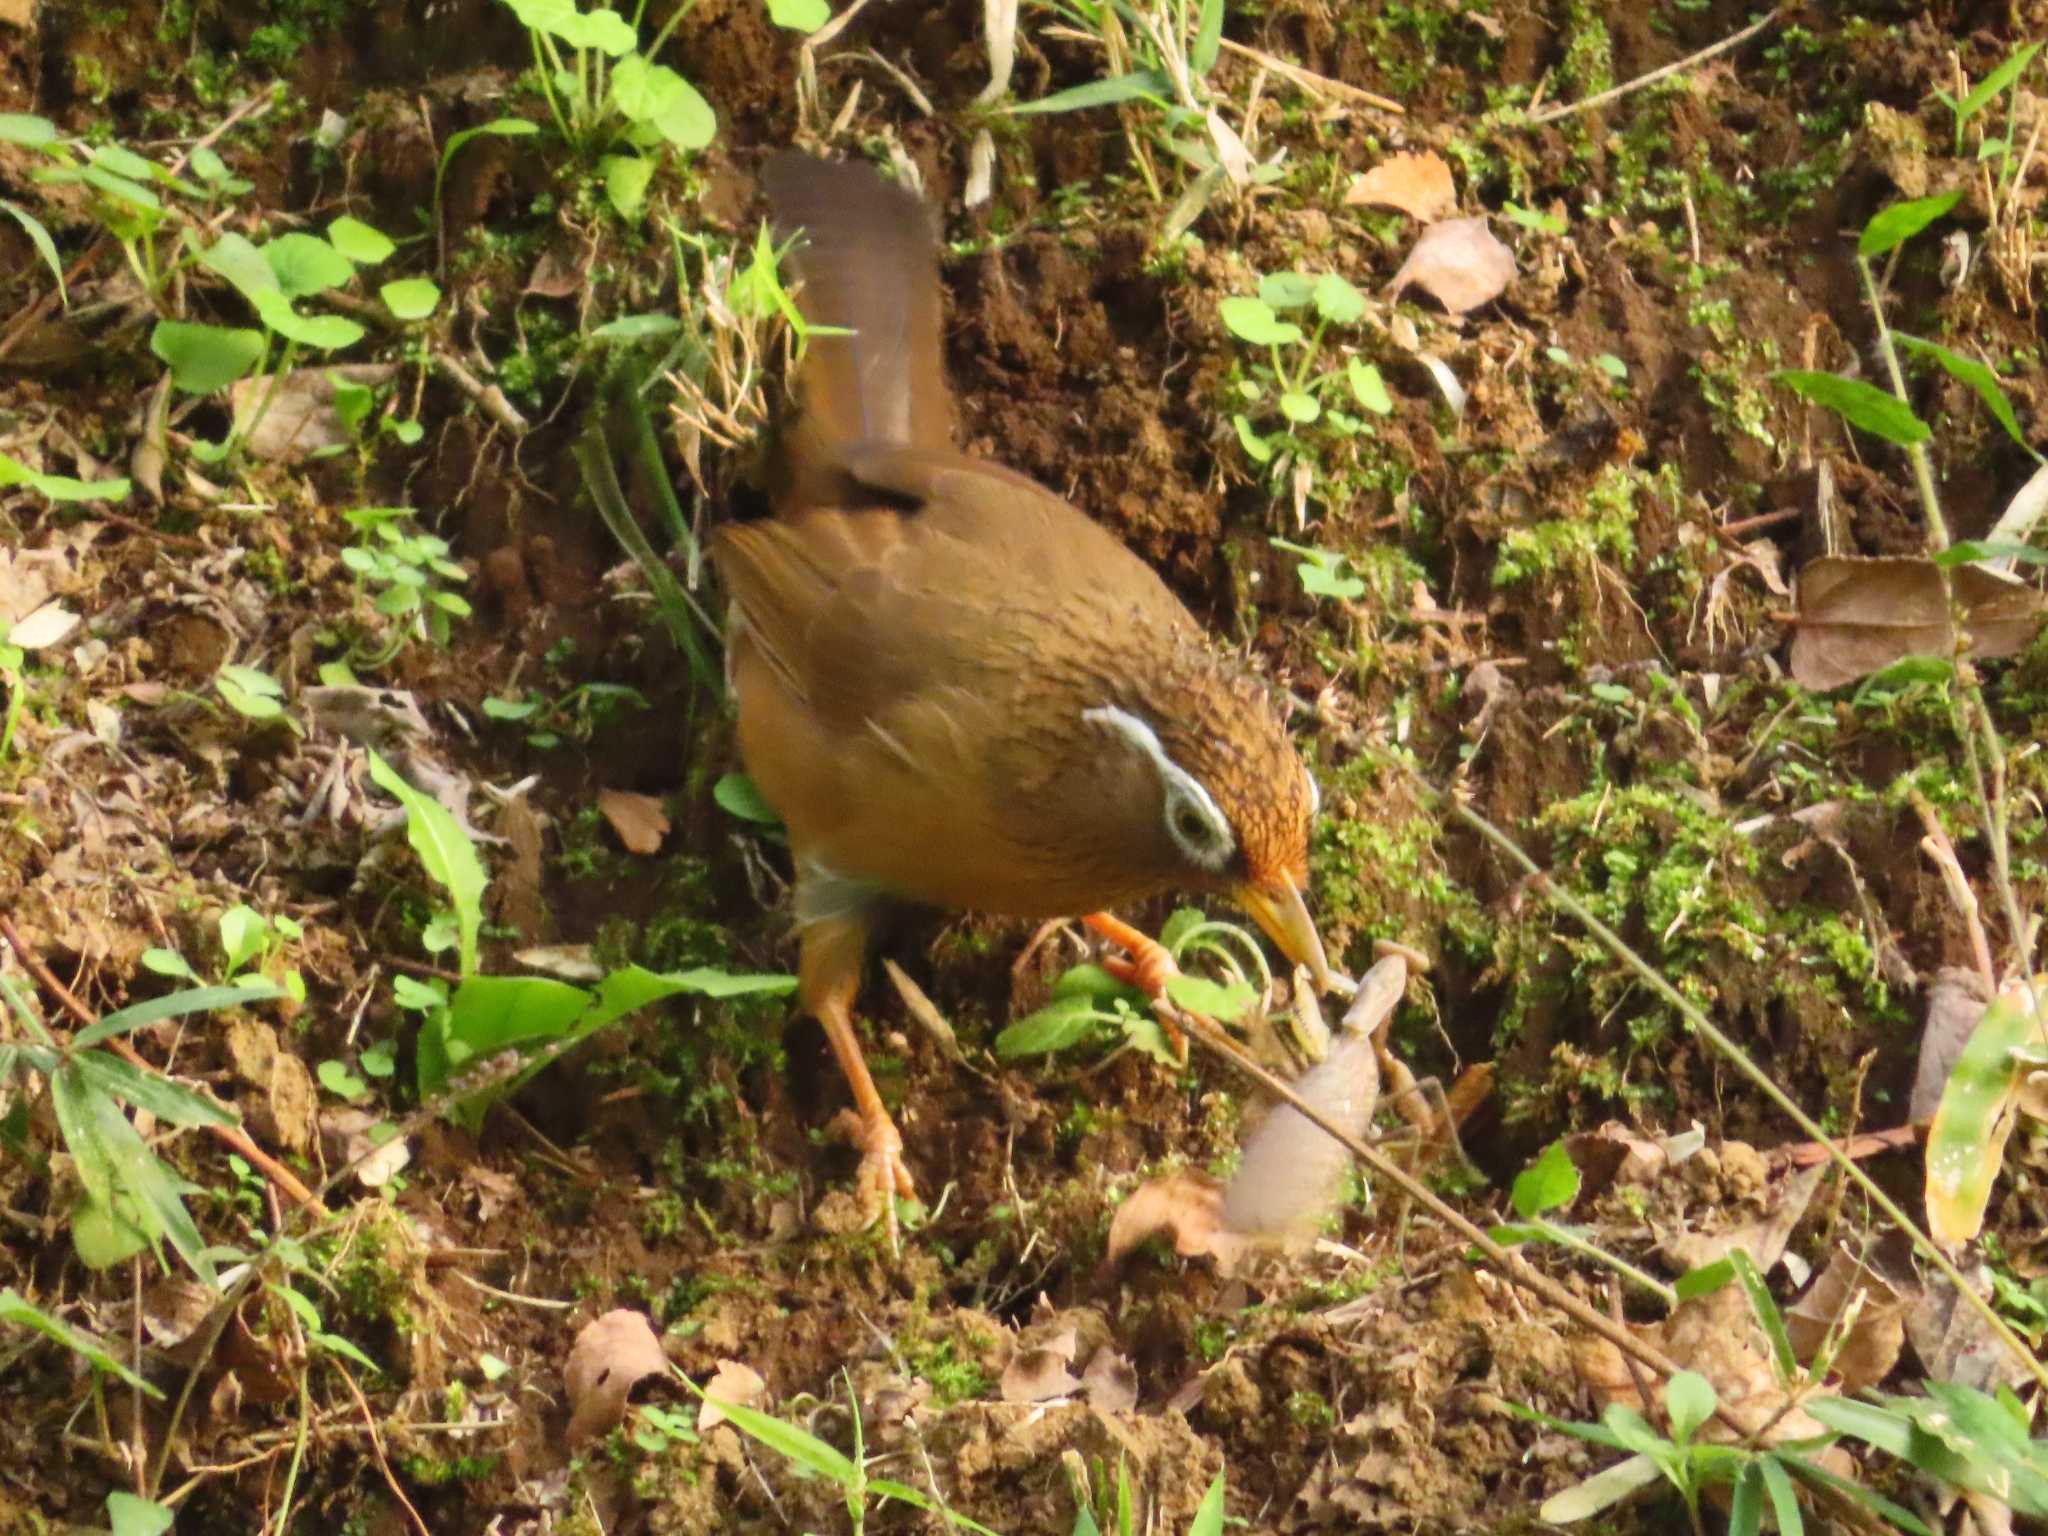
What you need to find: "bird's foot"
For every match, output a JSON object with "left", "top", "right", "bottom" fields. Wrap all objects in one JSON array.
[
  {"left": 827, "top": 1105, "right": 918, "bottom": 1252},
  {"left": 1082, "top": 912, "right": 1190, "bottom": 1059}
]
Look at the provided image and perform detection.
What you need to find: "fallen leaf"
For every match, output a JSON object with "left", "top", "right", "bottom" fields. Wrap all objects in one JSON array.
[
  {"left": 1912, "top": 969, "right": 1991, "bottom": 1122},
  {"left": 1660, "top": 1162, "right": 1826, "bottom": 1274},
  {"left": 564, "top": 1309, "right": 670, "bottom": 1446},
  {"left": 228, "top": 364, "right": 397, "bottom": 464},
  {"left": 697, "top": 1358, "right": 767, "bottom": 1431},
  {"left": 1001, "top": 1339, "right": 1080, "bottom": 1403},
  {"left": 1785, "top": 1244, "right": 1906, "bottom": 1392},
  {"left": 1345, "top": 150, "right": 1456, "bottom": 221},
  {"left": 1386, "top": 217, "right": 1515, "bottom": 313},
  {"left": 597, "top": 788, "right": 669, "bottom": 855},
  {"left": 1079, "top": 1346, "right": 1138, "bottom": 1413},
  {"left": 1788, "top": 556, "right": 2047, "bottom": 691},
  {"left": 1105, "top": 1170, "right": 1244, "bottom": 1271},
  {"left": 1223, "top": 1025, "right": 1380, "bottom": 1243},
  {"left": 7, "top": 601, "right": 80, "bottom": 650}
]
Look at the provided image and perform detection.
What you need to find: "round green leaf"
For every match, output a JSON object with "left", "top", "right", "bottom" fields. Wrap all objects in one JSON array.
[
  {"left": 1257, "top": 271, "right": 1315, "bottom": 309},
  {"left": 602, "top": 153, "right": 655, "bottom": 219},
  {"left": 1279, "top": 390, "right": 1320, "bottom": 424},
  {"left": 380, "top": 277, "right": 442, "bottom": 320},
  {"left": 1311, "top": 272, "right": 1366, "bottom": 323},
  {"left": 1219, "top": 296, "right": 1301, "bottom": 346},
  {"left": 766, "top": 0, "right": 829, "bottom": 28},
  {"left": 328, "top": 215, "right": 397, "bottom": 265},
  {"left": 0, "top": 113, "right": 57, "bottom": 147},
  {"left": 1346, "top": 356, "right": 1392, "bottom": 415},
  {"left": 151, "top": 320, "right": 264, "bottom": 395},
  {"left": 264, "top": 232, "right": 355, "bottom": 299}
]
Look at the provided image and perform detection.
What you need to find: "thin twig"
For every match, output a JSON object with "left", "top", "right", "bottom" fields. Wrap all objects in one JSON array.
[
  {"left": 1526, "top": 8, "right": 1779, "bottom": 126},
  {"left": 337, "top": 1367, "right": 433, "bottom": 1536}
]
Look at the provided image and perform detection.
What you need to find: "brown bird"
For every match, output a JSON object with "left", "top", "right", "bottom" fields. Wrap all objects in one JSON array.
[{"left": 712, "top": 151, "right": 1333, "bottom": 1226}]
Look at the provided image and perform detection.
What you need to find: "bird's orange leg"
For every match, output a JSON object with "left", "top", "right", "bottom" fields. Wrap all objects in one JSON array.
[
  {"left": 1083, "top": 911, "right": 1182, "bottom": 996},
  {"left": 799, "top": 912, "right": 917, "bottom": 1245}
]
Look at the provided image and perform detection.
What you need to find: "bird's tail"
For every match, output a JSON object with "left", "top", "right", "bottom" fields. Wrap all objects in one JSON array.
[{"left": 761, "top": 151, "right": 955, "bottom": 496}]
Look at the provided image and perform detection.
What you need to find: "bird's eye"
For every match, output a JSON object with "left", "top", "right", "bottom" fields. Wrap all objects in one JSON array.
[
  {"left": 1161, "top": 782, "right": 1231, "bottom": 870},
  {"left": 1174, "top": 806, "right": 1207, "bottom": 843}
]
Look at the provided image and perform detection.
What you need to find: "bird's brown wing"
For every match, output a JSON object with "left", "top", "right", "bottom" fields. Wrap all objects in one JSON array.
[{"left": 714, "top": 445, "right": 1195, "bottom": 736}]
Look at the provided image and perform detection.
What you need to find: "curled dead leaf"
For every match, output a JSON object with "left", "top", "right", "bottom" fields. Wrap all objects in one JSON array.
[
  {"left": 1386, "top": 217, "right": 1516, "bottom": 313},
  {"left": 1789, "top": 556, "right": 2046, "bottom": 691},
  {"left": 1079, "top": 1346, "right": 1138, "bottom": 1414},
  {"left": 596, "top": 788, "right": 670, "bottom": 855},
  {"left": 697, "top": 1357, "right": 767, "bottom": 1431},
  {"left": 1345, "top": 150, "right": 1456, "bottom": 221},
  {"left": 1785, "top": 1245, "right": 1906, "bottom": 1393},
  {"left": 564, "top": 1308, "right": 670, "bottom": 1447},
  {"left": 1001, "top": 1327, "right": 1079, "bottom": 1403},
  {"left": 1105, "top": 1170, "right": 1244, "bottom": 1271}
]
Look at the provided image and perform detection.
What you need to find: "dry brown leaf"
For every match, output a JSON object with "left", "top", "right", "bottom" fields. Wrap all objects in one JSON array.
[
  {"left": 1386, "top": 217, "right": 1515, "bottom": 313},
  {"left": 1105, "top": 1170, "right": 1244, "bottom": 1270},
  {"left": 697, "top": 1358, "right": 767, "bottom": 1431},
  {"left": 597, "top": 788, "right": 670, "bottom": 855},
  {"left": 228, "top": 364, "right": 397, "bottom": 464},
  {"left": 1001, "top": 1328, "right": 1079, "bottom": 1403},
  {"left": 1912, "top": 968, "right": 1991, "bottom": 1122},
  {"left": 1080, "top": 1346, "right": 1138, "bottom": 1413},
  {"left": 1785, "top": 1245, "right": 1906, "bottom": 1392},
  {"left": 564, "top": 1309, "right": 670, "bottom": 1446},
  {"left": 1224, "top": 1032, "right": 1378, "bottom": 1241},
  {"left": 1344, "top": 150, "right": 1456, "bottom": 221},
  {"left": 1788, "top": 556, "right": 2047, "bottom": 691}
]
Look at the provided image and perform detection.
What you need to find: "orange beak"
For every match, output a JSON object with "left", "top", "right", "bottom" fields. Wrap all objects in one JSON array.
[{"left": 1236, "top": 876, "right": 1334, "bottom": 993}]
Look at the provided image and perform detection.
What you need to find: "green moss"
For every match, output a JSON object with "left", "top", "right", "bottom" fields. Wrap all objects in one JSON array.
[
  {"left": 1310, "top": 749, "right": 1491, "bottom": 960},
  {"left": 1492, "top": 462, "right": 1660, "bottom": 589}
]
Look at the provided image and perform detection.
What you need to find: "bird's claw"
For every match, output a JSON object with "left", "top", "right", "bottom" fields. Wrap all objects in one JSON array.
[{"left": 830, "top": 1106, "right": 918, "bottom": 1252}]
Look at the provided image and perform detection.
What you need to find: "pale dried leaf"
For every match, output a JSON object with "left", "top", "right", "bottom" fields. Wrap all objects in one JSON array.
[
  {"left": 697, "top": 1357, "right": 767, "bottom": 1431},
  {"left": 1660, "top": 1162, "right": 1826, "bottom": 1273},
  {"left": 1344, "top": 150, "right": 1456, "bottom": 221},
  {"left": 1386, "top": 217, "right": 1515, "bottom": 313},
  {"left": 1079, "top": 1346, "right": 1138, "bottom": 1413},
  {"left": 8, "top": 601, "right": 80, "bottom": 650},
  {"left": 229, "top": 364, "right": 397, "bottom": 464},
  {"left": 1106, "top": 1170, "right": 1244, "bottom": 1270},
  {"left": 1223, "top": 1032, "right": 1377, "bottom": 1241},
  {"left": 1000, "top": 1348, "right": 1079, "bottom": 1403},
  {"left": 1789, "top": 556, "right": 2047, "bottom": 691},
  {"left": 1785, "top": 1245, "right": 1906, "bottom": 1393},
  {"left": 514, "top": 944, "right": 606, "bottom": 981},
  {"left": 564, "top": 1309, "right": 670, "bottom": 1446},
  {"left": 596, "top": 788, "right": 670, "bottom": 855}
]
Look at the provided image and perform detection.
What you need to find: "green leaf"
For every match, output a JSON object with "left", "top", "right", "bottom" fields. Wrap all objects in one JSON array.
[
  {"left": 1347, "top": 357, "right": 1392, "bottom": 415},
  {"left": 1510, "top": 1139, "right": 1579, "bottom": 1218},
  {"left": 140, "top": 948, "right": 198, "bottom": 983},
  {"left": 1857, "top": 190, "right": 1964, "bottom": 259},
  {"left": 1220, "top": 296, "right": 1302, "bottom": 346},
  {"left": 501, "top": 0, "right": 638, "bottom": 53},
  {"left": 1297, "top": 559, "right": 1365, "bottom": 601},
  {"left": 1729, "top": 1463, "right": 1763, "bottom": 1536},
  {"left": 1232, "top": 414, "right": 1272, "bottom": 463},
  {"left": 683, "top": 1383, "right": 856, "bottom": 1484},
  {"left": 1728, "top": 1248, "right": 1797, "bottom": 1379},
  {"left": 766, "top": 0, "right": 829, "bottom": 28},
  {"left": 218, "top": 903, "right": 266, "bottom": 974},
  {"left": 0, "top": 451, "right": 130, "bottom": 503},
  {"left": 1757, "top": 1455, "right": 1803, "bottom": 1536},
  {"left": 1008, "top": 69, "right": 1172, "bottom": 115},
  {"left": 151, "top": 320, "right": 264, "bottom": 395},
  {"left": 78, "top": 981, "right": 282, "bottom": 1047},
  {"left": 1278, "top": 390, "right": 1320, "bottom": 424},
  {"left": 0, "top": 113, "right": 57, "bottom": 147},
  {"left": 0, "top": 1288, "right": 162, "bottom": 1396},
  {"left": 1163, "top": 973, "right": 1254, "bottom": 1022},
  {"left": 328, "top": 215, "right": 397, "bottom": 264},
  {"left": 995, "top": 995, "right": 1104, "bottom": 1058},
  {"left": 106, "top": 1491, "right": 175, "bottom": 1536},
  {"left": 444, "top": 975, "right": 592, "bottom": 1067},
  {"left": 1664, "top": 1370, "right": 1716, "bottom": 1442},
  {"left": 1936, "top": 539, "right": 2048, "bottom": 568},
  {"left": 78, "top": 163, "right": 160, "bottom": 212},
  {"left": 1774, "top": 370, "right": 1930, "bottom": 447},
  {"left": 264, "top": 231, "right": 355, "bottom": 299},
  {"left": 1312, "top": 272, "right": 1366, "bottom": 323},
  {"left": 1, "top": 200, "right": 66, "bottom": 307},
  {"left": 1050, "top": 963, "right": 1138, "bottom": 1004},
  {"left": 70, "top": 1194, "right": 150, "bottom": 1269},
  {"left": 608, "top": 56, "right": 715, "bottom": 150},
  {"left": 1895, "top": 334, "right": 2041, "bottom": 461},
  {"left": 366, "top": 750, "right": 488, "bottom": 976},
  {"left": 74, "top": 1052, "right": 236, "bottom": 1129},
  {"left": 1501, "top": 201, "right": 1567, "bottom": 235},
  {"left": 713, "top": 771, "right": 781, "bottom": 825},
  {"left": 1256, "top": 271, "right": 1315, "bottom": 309},
  {"left": 1188, "top": 1472, "right": 1227, "bottom": 1536},
  {"left": 215, "top": 663, "right": 286, "bottom": 721},
  {"left": 1956, "top": 41, "right": 2044, "bottom": 130},
  {"left": 601, "top": 152, "right": 656, "bottom": 220},
  {"left": 318, "top": 1059, "right": 369, "bottom": 1100},
  {"left": 251, "top": 289, "right": 365, "bottom": 350},
  {"left": 1925, "top": 978, "right": 2043, "bottom": 1244},
  {"left": 1673, "top": 1257, "right": 1735, "bottom": 1301},
  {"left": 380, "top": 277, "right": 442, "bottom": 320}
]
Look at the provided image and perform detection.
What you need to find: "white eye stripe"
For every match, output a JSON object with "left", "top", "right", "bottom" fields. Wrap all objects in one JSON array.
[{"left": 1083, "top": 704, "right": 1235, "bottom": 871}]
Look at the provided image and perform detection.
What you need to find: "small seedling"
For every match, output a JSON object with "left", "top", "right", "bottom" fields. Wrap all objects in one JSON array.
[{"left": 340, "top": 507, "right": 473, "bottom": 656}]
